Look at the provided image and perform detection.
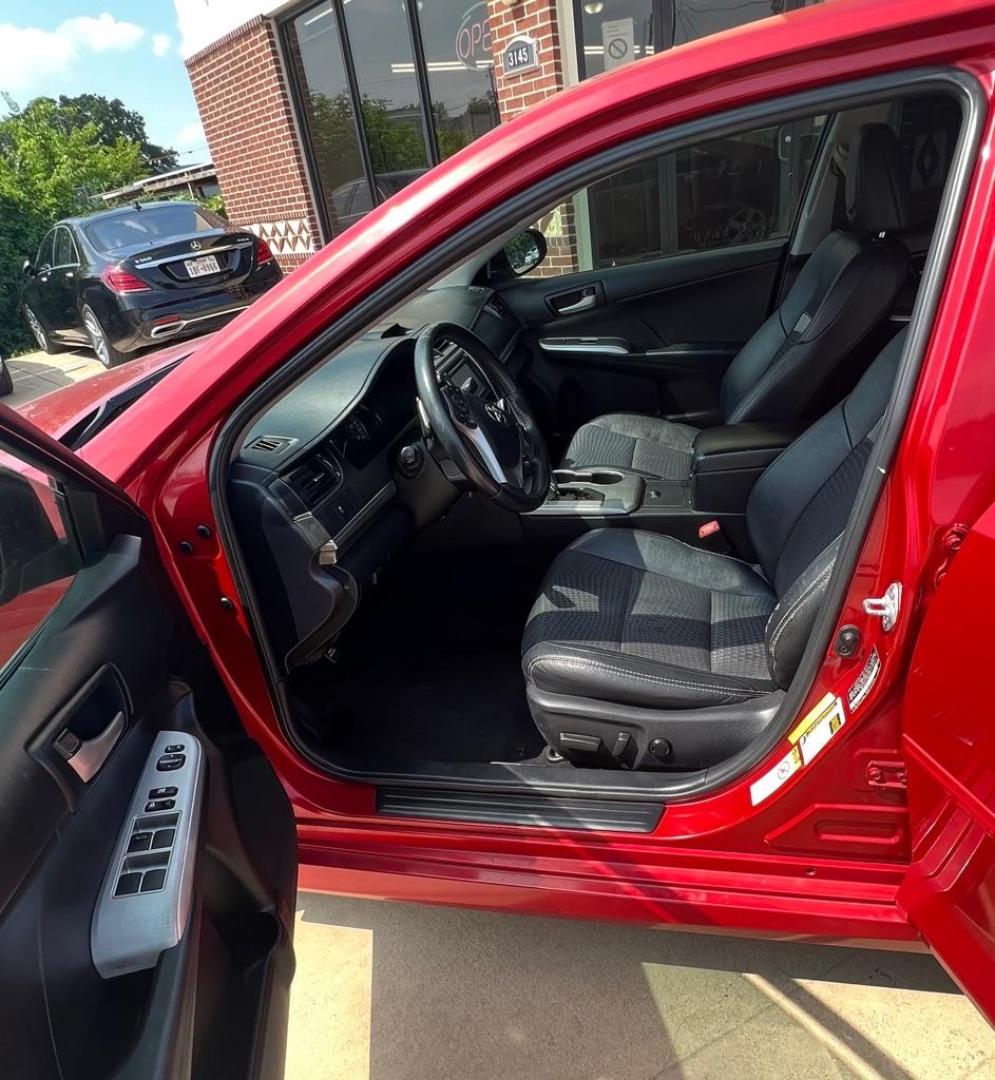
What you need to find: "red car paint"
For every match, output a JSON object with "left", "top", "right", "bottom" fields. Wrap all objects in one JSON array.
[
  {"left": 15, "top": 338, "right": 206, "bottom": 436},
  {"left": 11, "top": 0, "right": 995, "bottom": 1019}
]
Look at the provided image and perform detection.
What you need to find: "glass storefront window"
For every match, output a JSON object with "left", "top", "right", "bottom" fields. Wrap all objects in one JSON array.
[
  {"left": 286, "top": 2, "right": 369, "bottom": 237},
  {"left": 673, "top": 0, "right": 823, "bottom": 47},
  {"left": 574, "top": 0, "right": 656, "bottom": 80},
  {"left": 341, "top": 0, "right": 431, "bottom": 186},
  {"left": 286, "top": 0, "right": 500, "bottom": 239},
  {"left": 419, "top": 1, "right": 500, "bottom": 159}
]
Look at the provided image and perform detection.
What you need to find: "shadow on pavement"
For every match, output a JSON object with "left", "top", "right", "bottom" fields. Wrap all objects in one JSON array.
[{"left": 293, "top": 893, "right": 969, "bottom": 1080}]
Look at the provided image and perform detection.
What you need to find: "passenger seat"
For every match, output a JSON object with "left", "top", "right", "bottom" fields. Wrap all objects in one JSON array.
[{"left": 562, "top": 123, "right": 912, "bottom": 481}]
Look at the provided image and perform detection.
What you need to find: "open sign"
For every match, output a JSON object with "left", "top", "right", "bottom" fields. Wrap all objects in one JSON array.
[{"left": 455, "top": 2, "right": 493, "bottom": 67}]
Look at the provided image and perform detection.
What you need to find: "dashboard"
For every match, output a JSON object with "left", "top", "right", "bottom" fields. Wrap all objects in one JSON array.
[{"left": 227, "top": 284, "right": 521, "bottom": 670}]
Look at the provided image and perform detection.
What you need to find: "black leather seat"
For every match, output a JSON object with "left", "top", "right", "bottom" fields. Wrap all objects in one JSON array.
[
  {"left": 523, "top": 329, "right": 905, "bottom": 770},
  {"left": 562, "top": 123, "right": 911, "bottom": 481}
]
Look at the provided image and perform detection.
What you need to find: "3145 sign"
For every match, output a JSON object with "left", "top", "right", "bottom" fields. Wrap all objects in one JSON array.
[{"left": 503, "top": 36, "right": 539, "bottom": 76}]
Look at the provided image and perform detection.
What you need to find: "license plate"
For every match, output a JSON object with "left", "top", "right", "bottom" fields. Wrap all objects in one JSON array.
[{"left": 184, "top": 254, "right": 221, "bottom": 278}]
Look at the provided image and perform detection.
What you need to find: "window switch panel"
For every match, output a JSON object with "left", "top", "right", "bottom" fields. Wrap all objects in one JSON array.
[{"left": 91, "top": 731, "right": 203, "bottom": 979}]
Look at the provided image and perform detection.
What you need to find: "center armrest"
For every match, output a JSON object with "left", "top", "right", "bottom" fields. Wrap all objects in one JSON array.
[{"left": 692, "top": 422, "right": 803, "bottom": 474}]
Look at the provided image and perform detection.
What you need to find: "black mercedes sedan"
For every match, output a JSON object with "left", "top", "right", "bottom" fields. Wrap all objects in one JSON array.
[{"left": 20, "top": 201, "right": 282, "bottom": 367}]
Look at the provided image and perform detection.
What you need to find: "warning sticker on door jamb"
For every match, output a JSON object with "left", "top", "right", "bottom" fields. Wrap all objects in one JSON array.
[{"left": 749, "top": 694, "right": 847, "bottom": 805}]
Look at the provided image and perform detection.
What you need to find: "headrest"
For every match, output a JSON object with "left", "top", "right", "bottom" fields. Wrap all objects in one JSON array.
[{"left": 845, "top": 123, "right": 911, "bottom": 235}]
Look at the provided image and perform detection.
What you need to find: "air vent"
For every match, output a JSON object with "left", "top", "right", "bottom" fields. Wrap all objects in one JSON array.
[
  {"left": 248, "top": 435, "right": 294, "bottom": 454},
  {"left": 285, "top": 454, "right": 342, "bottom": 507}
]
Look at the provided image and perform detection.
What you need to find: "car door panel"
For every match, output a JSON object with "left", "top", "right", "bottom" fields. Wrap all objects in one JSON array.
[
  {"left": 0, "top": 413, "right": 297, "bottom": 1079},
  {"left": 500, "top": 240, "right": 783, "bottom": 437},
  {"left": 896, "top": 501, "right": 995, "bottom": 1025}
]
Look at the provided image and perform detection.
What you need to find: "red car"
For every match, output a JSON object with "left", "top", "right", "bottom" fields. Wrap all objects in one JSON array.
[{"left": 2, "top": 0, "right": 995, "bottom": 1072}]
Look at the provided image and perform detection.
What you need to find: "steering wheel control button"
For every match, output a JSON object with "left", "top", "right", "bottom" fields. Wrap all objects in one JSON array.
[
  {"left": 148, "top": 786, "right": 178, "bottom": 799},
  {"left": 156, "top": 753, "right": 185, "bottom": 771},
  {"left": 114, "top": 872, "right": 143, "bottom": 897},
  {"left": 144, "top": 798, "right": 176, "bottom": 813}
]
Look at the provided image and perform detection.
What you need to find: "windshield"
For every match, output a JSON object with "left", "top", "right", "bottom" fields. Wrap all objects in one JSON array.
[{"left": 84, "top": 205, "right": 219, "bottom": 253}]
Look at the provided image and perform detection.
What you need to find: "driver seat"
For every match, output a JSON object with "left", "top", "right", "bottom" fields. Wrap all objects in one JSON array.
[
  {"left": 522, "top": 329, "right": 904, "bottom": 770},
  {"left": 561, "top": 123, "right": 911, "bottom": 481}
]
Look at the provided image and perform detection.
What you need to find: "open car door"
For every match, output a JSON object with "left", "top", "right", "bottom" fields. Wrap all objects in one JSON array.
[
  {"left": 898, "top": 502, "right": 995, "bottom": 1025},
  {"left": 0, "top": 405, "right": 297, "bottom": 1079}
]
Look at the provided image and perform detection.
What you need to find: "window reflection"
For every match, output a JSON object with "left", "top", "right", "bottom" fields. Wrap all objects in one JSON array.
[
  {"left": 419, "top": 1, "right": 499, "bottom": 159},
  {"left": 341, "top": 0, "right": 431, "bottom": 185},
  {"left": 286, "top": 2, "right": 369, "bottom": 237},
  {"left": 574, "top": 0, "right": 655, "bottom": 80}
]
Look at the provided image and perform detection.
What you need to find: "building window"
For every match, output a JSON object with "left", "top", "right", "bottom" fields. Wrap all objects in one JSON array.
[
  {"left": 284, "top": 0, "right": 499, "bottom": 240},
  {"left": 420, "top": 1, "right": 500, "bottom": 159},
  {"left": 286, "top": 2, "right": 369, "bottom": 237}
]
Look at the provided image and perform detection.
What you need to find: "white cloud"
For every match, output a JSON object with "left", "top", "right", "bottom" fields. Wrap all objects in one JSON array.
[
  {"left": 173, "top": 119, "right": 206, "bottom": 151},
  {"left": 152, "top": 33, "right": 173, "bottom": 58},
  {"left": 0, "top": 14, "right": 145, "bottom": 95},
  {"left": 61, "top": 14, "right": 144, "bottom": 53}
]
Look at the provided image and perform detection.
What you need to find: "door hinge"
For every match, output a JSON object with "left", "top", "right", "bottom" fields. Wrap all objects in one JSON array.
[
  {"left": 866, "top": 759, "right": 908, "bottom": 791},
  {"left": 863, "top": 581, "right": 902, "bottom": 632}
]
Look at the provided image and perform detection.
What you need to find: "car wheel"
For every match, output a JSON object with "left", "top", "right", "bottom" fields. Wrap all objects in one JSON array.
[
  {"left": 0, "top": 358, "right": 12, "bottom": 397},
  {"left": 81, "top": 305, "right": 128, "bottom": 368},
  {"left": 23, "top": 305, "right": 62, "bottom": 355}
]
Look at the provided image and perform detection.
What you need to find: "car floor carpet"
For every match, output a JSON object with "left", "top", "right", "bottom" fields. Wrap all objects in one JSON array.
[{"left": 291, "top": 544, "right": 551, "bottom": 765}]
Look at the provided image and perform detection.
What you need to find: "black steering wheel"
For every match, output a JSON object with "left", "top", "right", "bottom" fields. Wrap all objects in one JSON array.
[{"left": 414, "top": 322, "right": 551, "bottom": 513}]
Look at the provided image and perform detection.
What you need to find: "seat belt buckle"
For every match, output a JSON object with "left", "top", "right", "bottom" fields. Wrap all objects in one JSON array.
[{"left": 697, "top": 519, "right": 733, "bottom": 555}]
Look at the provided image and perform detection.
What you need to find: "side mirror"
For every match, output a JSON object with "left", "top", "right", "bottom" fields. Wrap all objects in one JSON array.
[
  {"left": 488, "top": 228, "right": 548, "bottom": 282},
  {"left": 22, "top": 259, "right": 36, "bottom": 279},
  {"left": 503, "top": 228, "right": 547, "bottom": 276}
]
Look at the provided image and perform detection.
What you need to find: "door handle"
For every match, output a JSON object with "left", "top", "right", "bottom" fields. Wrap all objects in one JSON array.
[
  {"left": 55, "top": 711, "right": 125, "bottom": 782},
  {"left": 556, "top": 294, "right": 597, "bottom": 314}
]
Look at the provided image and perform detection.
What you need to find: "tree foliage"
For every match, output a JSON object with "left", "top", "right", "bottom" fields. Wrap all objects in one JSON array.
[
  {"left": 0, "top": 97, "right": 147, "bottom": 355},
  {"left": 14, "top": 94, "right": 178, "bottom": 174}
]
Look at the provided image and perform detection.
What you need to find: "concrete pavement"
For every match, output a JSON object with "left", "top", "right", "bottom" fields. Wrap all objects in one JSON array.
[
  {"left": 286, "top": 893, "right": 995, "bottom": 1080},
  {"left": 4, "top": 348, "right": 105, "bottom": 410}
]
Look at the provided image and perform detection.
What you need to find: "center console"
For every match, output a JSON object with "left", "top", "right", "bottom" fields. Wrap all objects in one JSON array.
[{"left": 523, "top": 421, "right": 801, "bottom": 550}]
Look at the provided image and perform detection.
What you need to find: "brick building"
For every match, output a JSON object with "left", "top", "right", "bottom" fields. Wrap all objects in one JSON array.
[{"left": 179, "top": 0, "right": 822, "bottom": 272}]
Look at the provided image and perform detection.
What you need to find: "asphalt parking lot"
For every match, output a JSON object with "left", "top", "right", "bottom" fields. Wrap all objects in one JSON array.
[
  {"left": 288, "top": 893, "right": 995, "bottom": 1080},
  {"left": 6, "top": 350, "right": 994, "bottom": 1080}
]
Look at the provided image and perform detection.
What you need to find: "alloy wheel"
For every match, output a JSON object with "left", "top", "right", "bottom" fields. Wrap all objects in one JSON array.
[
  {"left": 82, "top": 309, "right": 112, "bottom": 368},
  {"left": 24, "top": 306, "right": 47, "bottom": 351}
]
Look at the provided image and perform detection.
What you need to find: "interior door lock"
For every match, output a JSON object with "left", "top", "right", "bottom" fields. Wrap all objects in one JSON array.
[{"left": 863, "top": 582, "right": 902, "bottom": 632}]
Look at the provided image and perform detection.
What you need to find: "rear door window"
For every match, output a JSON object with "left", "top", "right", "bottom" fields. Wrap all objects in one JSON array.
[{"left": 53, "top": 228, "right": 76, "bottom": 267}]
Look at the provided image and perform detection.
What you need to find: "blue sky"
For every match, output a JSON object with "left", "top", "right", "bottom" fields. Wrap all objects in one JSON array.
[{"left": 0, "top": 3, "right": 206, "bottom": 167}]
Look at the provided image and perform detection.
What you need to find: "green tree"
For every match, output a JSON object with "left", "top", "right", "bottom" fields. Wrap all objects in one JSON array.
[
  {"left": 13, "top": 94, "right": 178, "bottom": 174},
  {"left": 0, "top": 98, "right": 145, "bottom": 355}
]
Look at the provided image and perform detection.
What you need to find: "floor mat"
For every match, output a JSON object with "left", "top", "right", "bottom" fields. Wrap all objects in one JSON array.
[{"left": 293, "top": 545, "right": 551, "bottom": 765}]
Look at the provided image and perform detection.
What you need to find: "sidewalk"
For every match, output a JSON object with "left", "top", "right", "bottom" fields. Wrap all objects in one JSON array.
[
  {"left": 5, "top": 349, "right": 105, "bottom": 410},
  {"left": 287, "top": 893, "right": 995, "bottom": 1080}
]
